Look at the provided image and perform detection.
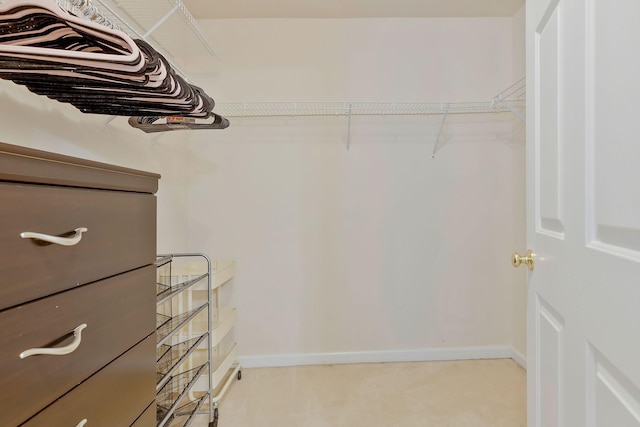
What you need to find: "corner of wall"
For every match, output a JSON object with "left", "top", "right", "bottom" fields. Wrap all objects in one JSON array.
[{"left": 510, "top": 3, "right": 528, "bottom": 363}]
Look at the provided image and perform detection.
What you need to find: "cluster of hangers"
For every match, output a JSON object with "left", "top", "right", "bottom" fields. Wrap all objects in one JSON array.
[{"left": 0, "top": 0, "right": 229, "bottom": 132}]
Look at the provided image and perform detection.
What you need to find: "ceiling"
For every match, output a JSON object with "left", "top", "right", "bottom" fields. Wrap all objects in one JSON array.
[{"left": 183, "top": 0, "right": 525, "bottom": 19}]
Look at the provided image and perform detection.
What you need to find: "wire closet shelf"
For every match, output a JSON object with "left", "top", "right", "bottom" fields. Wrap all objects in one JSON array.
[
  {"left": 55, "top": 0, "right": 220, "bottom": 81},
  {"left": 214, "top": 78, "right": 525, "bottom": 158},
  {"left": 214, "top": 78, "right": 526, "bottom": 118}
]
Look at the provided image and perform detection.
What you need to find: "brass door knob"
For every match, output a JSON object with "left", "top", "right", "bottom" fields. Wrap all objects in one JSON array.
[{"left": 512, "top": 250, "right": 535, "bottom": 271}]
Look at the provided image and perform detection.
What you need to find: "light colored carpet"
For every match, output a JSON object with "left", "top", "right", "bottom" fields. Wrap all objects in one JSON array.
[{"left": 193, "top": 358, "right": 526, "bottom": 427}]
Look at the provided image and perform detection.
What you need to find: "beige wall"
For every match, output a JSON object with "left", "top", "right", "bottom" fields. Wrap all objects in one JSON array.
[{"left": 187, "top": 17, "right": 526, "bottom": 364}]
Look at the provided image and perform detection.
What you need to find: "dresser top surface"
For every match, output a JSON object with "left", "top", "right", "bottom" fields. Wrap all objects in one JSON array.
[{"left": 0, "top": 142, "right": 160, "bottom": 193}]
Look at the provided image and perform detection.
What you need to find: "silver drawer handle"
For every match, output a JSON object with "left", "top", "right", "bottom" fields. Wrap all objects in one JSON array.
[
  {"left": 20, "top": 324, "right": 88, "bottom": 359},
  {"left": 20, "top": 227, "right": 88, "bottom": 246},
  {"left": 76, "top": 420, "right": 88, "bottom": 427}
]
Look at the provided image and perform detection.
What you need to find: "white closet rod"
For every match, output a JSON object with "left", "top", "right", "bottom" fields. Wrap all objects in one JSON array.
[{"left": 56, "top": 0, "right": 119, "bottom": 29}]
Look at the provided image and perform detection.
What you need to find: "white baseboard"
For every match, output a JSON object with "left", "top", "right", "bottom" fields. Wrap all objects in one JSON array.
[
  {"left": 511, "top": 348, "right": 527, "bottom": 369},
  {"left": 239, "top": 346, "right": 522, "bottom": 369}
]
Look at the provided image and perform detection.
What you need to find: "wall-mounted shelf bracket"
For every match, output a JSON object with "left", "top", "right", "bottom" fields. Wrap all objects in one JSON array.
[
  {"left": 494, "top": 97, "right": 525, "bottom": 122},
  {"left": 151, "top": 134, "right": 165, "bottom": 144},
  {"left": 102, "top": 116, "right": 116, "bottom": 132},
  {"left": 431, "top": 104, "right": 450, "bottom": 159},
  {"left": 492, "top": 77, "right": 526, "bottom": 122},
  {"left": 142, "top": 3, "right": 180, "bottom": 39}
]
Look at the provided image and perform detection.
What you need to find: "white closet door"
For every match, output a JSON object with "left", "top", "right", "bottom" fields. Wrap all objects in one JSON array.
[{"left": 526, "top": 0, "right": 640, "bottom": 426}]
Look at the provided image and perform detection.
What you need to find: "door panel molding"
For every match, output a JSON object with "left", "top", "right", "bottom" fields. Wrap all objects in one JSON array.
[
  {"left": 536, "top": 295, "right": 564, "bottom": 427},
  {"left": 585, "top": 0, "right": 640, "bottom": 260},
  {"left": 535, "top": 0, "right": 565, "bottom": 239},
  {"left": 587, "top": 343, "right": 640, "bottom": 426}
]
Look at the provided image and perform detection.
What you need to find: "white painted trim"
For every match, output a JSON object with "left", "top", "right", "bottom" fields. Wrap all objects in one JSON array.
[
  {"left": 239, "top": 346, "right": 518, "bottom": 369},
  {"left": 511, "top": 348, "right": 527, "bottom": 370}
]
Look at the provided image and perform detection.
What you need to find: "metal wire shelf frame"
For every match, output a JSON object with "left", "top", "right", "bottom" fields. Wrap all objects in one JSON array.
[
  {"left": 214, "top": 78, "right": 526, "bottom": 157},
  {"left": 54, "top": 0, "right": 222, "bottom": 130},
  {"left": 56, "top": 0, "right": 220, "bottom": 78}
]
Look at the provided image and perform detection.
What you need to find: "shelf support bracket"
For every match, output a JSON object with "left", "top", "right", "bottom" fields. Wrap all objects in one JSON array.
[
  {"left": 151, "top": 134, "right": 165, "bottom": 144},
  {"left": 143, "top": 4, "right": 181, "bottom": 39},
  {"left": 102, "top": 116, "right": 116, "bottom": 132},
  {"left": 497, "top": 98, "right": 525, "bottom": 122},
  {"left": 346, "top": 103, "right": 353, "bottom": 156},
  {"left": 432, "top": 104, "right": 450, "bottom": 159}
]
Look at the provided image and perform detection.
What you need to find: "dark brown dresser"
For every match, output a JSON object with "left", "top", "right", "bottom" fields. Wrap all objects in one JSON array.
[{"left": 0, "top": 142, "right": 160, "bottom": 427}]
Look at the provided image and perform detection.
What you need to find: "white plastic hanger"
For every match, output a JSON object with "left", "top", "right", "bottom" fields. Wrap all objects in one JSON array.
[{"left": 0, "top": 0, "right": 143, "bottom": 67}]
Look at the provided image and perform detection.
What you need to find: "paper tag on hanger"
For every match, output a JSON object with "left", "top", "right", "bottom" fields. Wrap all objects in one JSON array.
[{"left": 167, "top": 116, "right": 196, "bottom": 124}]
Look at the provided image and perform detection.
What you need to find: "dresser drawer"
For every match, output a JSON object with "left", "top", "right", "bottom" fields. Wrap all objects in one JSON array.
[
  {"left": 22, "top": 334, "right": 156, "bottom": 427},
  {"left": 0, "top": 266, "right": 155, "bottom": 427},
  {"left": 132, "top": 402, "right": 157, "bottom": 427},
  {"left": 0, "top": 182, "right": 156, "bottom": 311}
]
